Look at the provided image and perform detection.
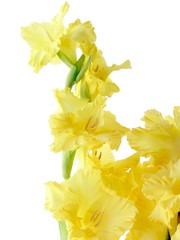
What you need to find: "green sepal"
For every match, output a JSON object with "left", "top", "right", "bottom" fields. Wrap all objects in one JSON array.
[
  {"left": 75, "top": 54, "right": 92, "bottom": 83},
  {"left": 57, "top": 50, "right": 74, "bottom": 69},
  {"left": 80, "top": 80, "right": 91, "bottom": 100},
  {"left": 58, "top": 221, "right": 68, "bottom": 240},
  {"left": 57, "top": 50, "right": 92, "bottom": 90},
  {"left": 75, "top": 54, "right": 85, "bottom": 73},
  {"left": 64, "top": 54, "right": 86, "bottom": 88},
  {"left": 65, "top": 67, "right": 77, "bottom": 88},
  {"left": 62, "top": 150, "right": 76, "bottom": 179}
]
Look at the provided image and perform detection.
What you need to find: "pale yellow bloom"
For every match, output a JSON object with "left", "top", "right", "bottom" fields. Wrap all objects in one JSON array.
[
  {"left": 76, "top": 47, "right": 131, "bottom": 100},
  {"left": 58, "top": 19, "right": 96, "bottom": 66},
  {"left": 142, "top": 159, "right": 180, "bottom": 230},
  {"left": 45, "top": 168, "right": 137, "bottom": 240},
  {"left": 49, "top": 88, "right": 128, "bottom": 152},
  {"left": 127, "top": 107, "right": 180, "bottom": 165},
  {"left": 21, "top": 2, "right": 69, "bottom": 72},
  {"left": 62, "top": 19, "right": 96, "bottom": 62},
  {"left": 76, "top": 145, "right": 140, "bottom": 198},
  {"left": 98, "top": 153, "right": 140, "bottom": 198},
  {"left": 21, "top": 2, "right": 96, "bottom": 72},
  {"left": 125, "top": 189, "right": 167, "bottom": 240},
  {"left": 123, "top": 163, "right": 168, "bottom": 240}
]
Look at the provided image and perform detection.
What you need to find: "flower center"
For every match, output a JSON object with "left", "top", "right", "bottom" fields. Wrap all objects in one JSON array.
[{"left": 90, "top": 210, "right": 104, "bottom": 227}]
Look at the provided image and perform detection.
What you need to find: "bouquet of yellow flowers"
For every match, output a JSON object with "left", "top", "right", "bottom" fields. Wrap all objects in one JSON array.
[{"left": 21, "top": 2, "right": 180, "bottom": 239}]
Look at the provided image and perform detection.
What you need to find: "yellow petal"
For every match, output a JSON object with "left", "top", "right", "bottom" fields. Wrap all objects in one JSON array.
[
  {"left": 67, "top": 19, "right": 96, "bottom": 44},
  {"left": 49, "top": 92, "right": 126, "bottom": 152},
  {"left": 53, "top": 88, "right": 88, "bottom": 113},
  {"left": 126, "top": 190, "right": 167, "bottom": 240},
  {"left": 76, "top": 48, "right": 130, "bottom": 99},
  {"left": 174, "top": 106, "right": 180, "bottom": 130},
  {"left": 142, "top": 109, "right": 170, "bottom": 130},
  {"left": 142, "top": 161, "right": 180, "bottom": 228},
  {"left": 45, "top": 168, "right": 137, "bottom": 239},
  {"left": 127, "top": 108, "right": 180, "bottom": 165},
  {"left": 21, "top": 2, "right": 69, "bottom": 72},
  {"left": 52, "top": 2, "right": 69, "bottom": 25}
]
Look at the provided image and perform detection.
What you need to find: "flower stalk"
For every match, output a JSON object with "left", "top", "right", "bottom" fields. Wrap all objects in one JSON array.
[
  {"left": 21, "top": 2, "right": 180, "bottom": 240},
  {"left": 62, "top": 150, "right": 76, "bottom": 180},
  {"left": 58, "top": 221, "right": 68, "bottom": 240}
]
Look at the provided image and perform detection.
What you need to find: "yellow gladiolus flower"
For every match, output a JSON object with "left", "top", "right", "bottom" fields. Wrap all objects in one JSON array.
[
  {"left": 21, "top": 2, "right": 69, "bottom": 72},
  {"left": 45, "top": 168, "right": 137, "bottom": 240},
  {"left": 125, "top": 189, "right": 168, "bottom": 240},
  {"left": 142, "top": 159, "right": 180, "bottom": 231},
  {"left": 123, "top": 162, "right": 168, "bottom": 240},
  {"left": 49, "top": 88, "right": 128, "bottom": 152},
  {"left": 61, "top": 19, "right": 96, "bottom": 63},
  {"left": 100, "top": 153, "right": 140, "bottom": 199},
  {"left": 127, "top": 107, "right": 180, "bottom": 165},
  {"left": 76, "top": 47, "right": 131, "bottom": 100},
  {"left": 77, "top": 146, "right": 140, "bottom": 198},
  {"left": 21, "top": 2, "right": 96, "bottom": 72}
]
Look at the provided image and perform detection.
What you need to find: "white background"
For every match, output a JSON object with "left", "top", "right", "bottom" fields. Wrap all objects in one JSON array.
[{"left": 0, "top": 0, "right": 180, "bottom": 239}]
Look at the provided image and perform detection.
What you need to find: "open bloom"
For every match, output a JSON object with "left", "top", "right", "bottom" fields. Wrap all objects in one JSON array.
[
  {"left": 123, "top": 163, "right": 168, "bottom": 240},
  {"left": 142, "top": 159, "right": 180, "bottom": 232},
  {"left": 127, "top": 107, "right": 180, "bottom": 165},
  {"left": 76, "top": 46, "right": 131, "bottom": 100},
  {"left": 21, "top": 2, "right": 69, "bottom": 72},
  {"left": 77, "top": 143, "right": 168, "bottom": 239},
  {"left": 61, "top": 19, "right": 96, "bottom": 63},
  {"left": 125, "top": 189, "right": 168, "bottom": 240},
  {"left": 45, "top": 167, "right": 137, "bottom": 240},
  {"left": 49, "top": 88, "right": 128, "bottom": 152},
  {"left": 21, "top": 2, "right": 96, "bottom": 72}
]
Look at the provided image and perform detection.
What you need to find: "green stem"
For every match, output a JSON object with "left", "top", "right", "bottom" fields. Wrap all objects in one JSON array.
[
  {"left": 75, "top": 54, "right": 92, "bottom": 83},
  {"left": 65, "top": 54, "right": 86, "bottom": 88},
  {"left": 56, "top": 52, "right": 92, "bottom": 240},
  {"left": 62, "top": 150, "right": 76, "bottom": 180},
  {"left": 58, "top": 221, "right": 68, "bottom": 240}
]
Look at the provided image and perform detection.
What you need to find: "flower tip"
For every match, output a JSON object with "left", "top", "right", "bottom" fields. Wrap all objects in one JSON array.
[
  {"left": 124, "top": 59, "right": 132, "bottom": 69},
  {"left": 61, "top": 1, "right": 70, "bottom": 13}
]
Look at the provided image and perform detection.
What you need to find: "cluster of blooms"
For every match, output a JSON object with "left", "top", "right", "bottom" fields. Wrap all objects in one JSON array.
[{"left": 21, "top": 2, "right": 180, "bottom": 240}]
